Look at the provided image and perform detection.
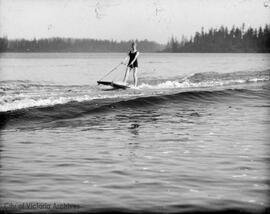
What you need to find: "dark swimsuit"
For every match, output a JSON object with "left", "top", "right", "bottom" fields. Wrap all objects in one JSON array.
[{"left": 128, "top": 51, "right": 138, "bottom": 68}]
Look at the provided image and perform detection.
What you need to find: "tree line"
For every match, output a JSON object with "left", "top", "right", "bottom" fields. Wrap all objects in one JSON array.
[
  {"left": 0, "top": 38, "right": 164, "bottom": 52},
  {"left": 0, "top": 24, "right": 269, "bottom": 53},
  {"left": 164, "top": 24, "right": 270, "bottom": 53}
]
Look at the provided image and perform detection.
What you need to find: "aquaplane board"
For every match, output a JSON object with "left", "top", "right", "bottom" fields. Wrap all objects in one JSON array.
[{"left": 97, "top": 81, "right": 129, "bottom": 89}]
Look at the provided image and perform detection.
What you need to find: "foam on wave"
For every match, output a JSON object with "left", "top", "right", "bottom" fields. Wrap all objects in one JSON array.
[
  {"left": 138, "top": 76, "right": 269, "bottom": 90},
  {"left": 0, "top": 94, "right": 137, "bottom": 112},
  {"left": 1, "top": 70, "right": 269, "bottom": 112},
  {"left": 0, "top": 87, "right": 263, "bottom": 126}
]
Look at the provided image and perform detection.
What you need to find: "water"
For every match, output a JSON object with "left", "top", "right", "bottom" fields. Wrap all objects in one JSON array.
[{"left": 0, "top": 53, "right": 269, "bottom": 213}]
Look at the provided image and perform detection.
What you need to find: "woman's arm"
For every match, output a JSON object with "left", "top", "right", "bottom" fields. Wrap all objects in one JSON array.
[{"left": 121, "top": 53, "right": 129, "bottom": 65}]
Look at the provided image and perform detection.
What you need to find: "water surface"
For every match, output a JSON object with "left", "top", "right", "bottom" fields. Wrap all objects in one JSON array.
[{"left": 0, "top": 53, "right": 269, "bottom": 213}]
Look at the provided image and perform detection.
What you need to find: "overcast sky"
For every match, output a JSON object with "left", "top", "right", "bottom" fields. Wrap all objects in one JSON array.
[{"left": 0, "top": 0, "right": 269, "bottom": 43}]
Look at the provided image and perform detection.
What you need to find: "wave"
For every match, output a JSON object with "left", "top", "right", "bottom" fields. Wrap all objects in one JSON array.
[
  {"left": 0, "top": 93, "right": 138, "bottom": 112},
  {"left": 138, "top": 70, "right": 270, "bottom": 89},
  {"left": 0, "top": 87, "right": 268, "bottom": 128},
  {"left": 138, "top": 77, "right": 269, "bottom": 89},
  {"left": 0, "top": 69, "right": 269, "bottom": 113}
]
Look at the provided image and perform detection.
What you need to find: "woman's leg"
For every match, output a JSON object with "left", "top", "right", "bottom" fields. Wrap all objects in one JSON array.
[
  {"left": 123, "top": 67, "right": 130, "bottom": 84},
  {"left": 133, "top": 67, "right": 138, "bottom": 87}
]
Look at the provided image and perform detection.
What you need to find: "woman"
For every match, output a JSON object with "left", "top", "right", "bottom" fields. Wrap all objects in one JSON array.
[{"left": 122, "top": 42, "right": 140, "bottom": 87}]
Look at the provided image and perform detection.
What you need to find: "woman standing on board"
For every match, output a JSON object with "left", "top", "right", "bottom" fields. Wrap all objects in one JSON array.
[{"left": 122, "top": 42, "right": 140, "bottom": 87}]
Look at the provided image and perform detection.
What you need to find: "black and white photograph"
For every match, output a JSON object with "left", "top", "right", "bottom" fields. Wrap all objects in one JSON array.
[{"left": 0, "top": 0, "right": 269, "bottom": 213}]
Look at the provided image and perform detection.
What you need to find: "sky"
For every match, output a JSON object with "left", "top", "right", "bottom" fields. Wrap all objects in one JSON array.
[{"left": 0, "top": 0, "right": 269, "bottom": 43}]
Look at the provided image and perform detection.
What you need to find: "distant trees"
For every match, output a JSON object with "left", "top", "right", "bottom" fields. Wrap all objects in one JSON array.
[
  {"left": 0, "top": 38, "right": 164, "bottom": 52},
  {"left": 0, "top": 37, "right": 8, "bottom": 52},
  {"left": 164, "top": 24, "right": 270, "bottom": 53},
  {"left": 0, "top": 24, "right": 269, "bottom": 53}
]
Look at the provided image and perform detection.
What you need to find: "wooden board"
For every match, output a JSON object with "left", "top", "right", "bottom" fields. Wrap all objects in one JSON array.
[
  {"left": 97, "top": 81, "right": 129, "bottom": 89},
  {"left": 97, "top": 80, "right": 112, "bottom": 86},
  {"left": 111, "top": 82, "right": 129, "bottom": 89}
]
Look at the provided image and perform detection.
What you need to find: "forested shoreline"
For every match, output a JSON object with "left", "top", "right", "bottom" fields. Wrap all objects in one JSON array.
[
  {"left": 0, "top": 24, "right": 269, "bottom": 53},
  {"left": 0, "top": 38, "right": 164, "bottom": 53},
  {"left": 164, "top": 24, "right": 270, "bottom": 53}
]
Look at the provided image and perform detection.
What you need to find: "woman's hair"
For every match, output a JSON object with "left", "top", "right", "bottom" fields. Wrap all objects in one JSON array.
[{"left": 131, "top": 42, "right": 136, "bottom": 47}]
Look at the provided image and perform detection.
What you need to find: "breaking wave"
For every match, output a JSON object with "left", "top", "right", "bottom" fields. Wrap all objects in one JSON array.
[{"left": 0, "top": 69, "right": 269, "bottom": 112}]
